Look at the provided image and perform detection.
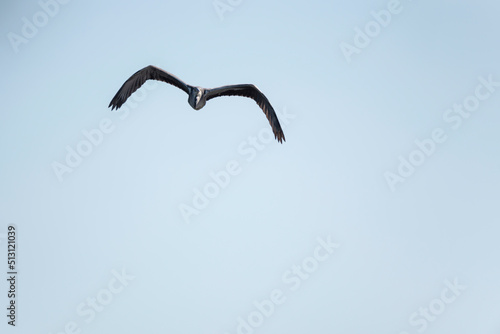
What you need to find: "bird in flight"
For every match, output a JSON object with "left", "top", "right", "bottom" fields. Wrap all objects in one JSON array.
[{"left": 109, "top": 65, "right": 285, "bottom": 143}]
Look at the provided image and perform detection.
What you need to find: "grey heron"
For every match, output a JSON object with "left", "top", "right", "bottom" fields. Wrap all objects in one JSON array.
[{"left": 108, "top": 65, "right": 286, "bottom": 143}]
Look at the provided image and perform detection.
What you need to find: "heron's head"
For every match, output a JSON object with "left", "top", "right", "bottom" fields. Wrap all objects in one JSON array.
[{"left": 188, "top": 87, "right": 205, "bottom": 110}]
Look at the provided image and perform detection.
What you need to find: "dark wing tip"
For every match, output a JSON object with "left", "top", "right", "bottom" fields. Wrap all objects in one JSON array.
[
  {"left": 108, "top": 89, "right": 128, "bottom": 110},
  {"left": 252, "top": 88, "right": 286, "bottom": 144},
  {"left": 259, "top": 100, "right": 286, "bottom": 144},
  {"left": 108, "top": 85, "right": 130, "bottom": 111},
  {"left": 108, "top": 94, "right": 123, "bottom": 110},
  {"left": 274, "top": 125, "right": 286, "bottom": 144},
  {"left": 276, "top": 131, "right": 285, "bottom": 143}
]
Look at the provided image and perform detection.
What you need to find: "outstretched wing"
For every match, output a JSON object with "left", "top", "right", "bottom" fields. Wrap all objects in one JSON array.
[
  {"left": 108, "top": 65, "right": 191, "bottom": 110},
  {"left": 205, "top": 84, "right": 285, "bottom": 143}
]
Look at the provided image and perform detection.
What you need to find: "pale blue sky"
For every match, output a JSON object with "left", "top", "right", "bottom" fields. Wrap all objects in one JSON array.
[{"left": 1, "top": 0, "right": 500, "bottom": 333}]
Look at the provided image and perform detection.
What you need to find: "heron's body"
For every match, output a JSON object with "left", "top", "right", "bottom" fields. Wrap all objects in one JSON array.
[{"left": 108, "top": 65, "right": 285, "bottom": 143}]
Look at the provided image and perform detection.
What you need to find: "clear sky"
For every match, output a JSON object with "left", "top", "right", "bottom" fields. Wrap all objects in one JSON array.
[{"left": 1, "top": 0, "right": 500, "bottom": 333}]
